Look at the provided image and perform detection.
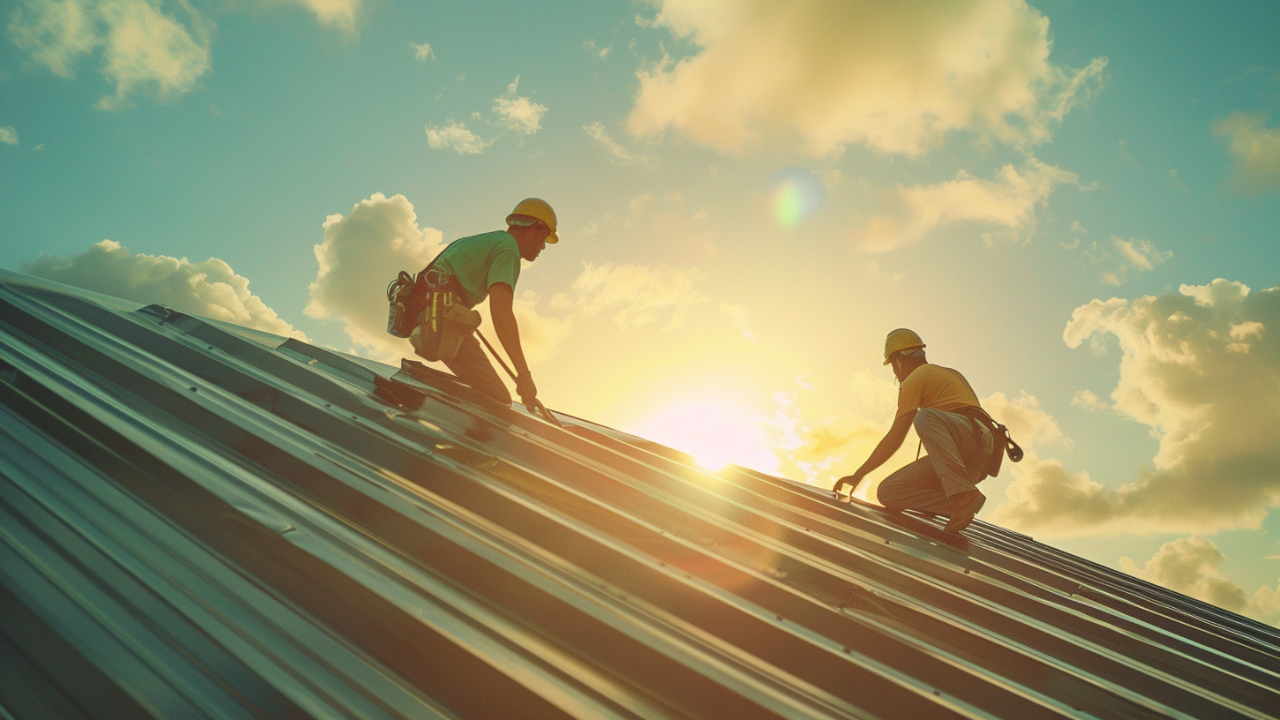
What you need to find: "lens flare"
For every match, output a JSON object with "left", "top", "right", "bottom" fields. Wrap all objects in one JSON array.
[
  {"left": 771, "top": 169, "right": 823, "bottom": 228},
  {"left": 628, "top": 401, "right": 780, "bottom": 474}
]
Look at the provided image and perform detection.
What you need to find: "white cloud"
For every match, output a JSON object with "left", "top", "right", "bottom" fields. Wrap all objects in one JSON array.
[
  {"left": 559, "top": 262, "right": 708, "bottom": 331},
  {"left": 410, "top": 41, "right": 433, "bottom": 61},
  {"left": 1100, "top": 237, "right": 1172, "bottom": 286},
  {"left": 10, "top": 0, "right": 212, "bottom": 110},
  {"left": 8, "top": 0, "right": 99, "bottom": 78},
  {"left": 0, "top": 126, "right": 16, "bottom": 144},
  {"left": 853, "top": 158, "right": 1078, "bottom": 252},
  {"left": 629, "top": 0, "right": 1106, "bottom": 156},
  {"left": 426, "top": 79, "right": 547, "bottom": 153},
  {"left": 425, "top": 120, "right": 492, "bottom": 154},
  {"left": 1071, "top": 389, "right": 1109, "bottom": 413},
  {"left": 584, "top": 121, "right": 648, "bottom": 166},
  {"left": 492, "top": 77, "right": 547, "bottom": 135},
  {"left": 271, "top": 0, "right": 362, "bottom": 32},
  {"left": 20, "top": 239, "right": 303, "bottom": 339},
  {"left": 983, "top": 391, "right": 1069, "bottom": 450},
  {"left": 305, "top": 193, "right": 445, "bottom": 361},
  {"left": 306, "top": 195, "right": 738, "bottom": 367},
  {"left": 1213, "top": 112, "right": 1280, "bottom": 195},
  {"left": 94, "top": 0, "right": 212, "bottom": 110},
  {"left": 1121, "top": 536, "right": 1280, "bottom": 625},
  {"left": 583, "top": 39, "right": 610, "bottom": 60},
  {"left": 992, "top": 280, "right": 1280, "bottom": 536}
]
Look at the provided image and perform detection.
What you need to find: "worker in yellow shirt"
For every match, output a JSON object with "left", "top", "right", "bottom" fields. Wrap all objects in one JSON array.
[{"left": 833, "top": 329, "right": 995, "bottom": 533}]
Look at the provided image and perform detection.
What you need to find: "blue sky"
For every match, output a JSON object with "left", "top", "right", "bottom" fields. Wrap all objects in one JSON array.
[{"left": 3, "top": 0, "right": 1280, "bottom": 623}]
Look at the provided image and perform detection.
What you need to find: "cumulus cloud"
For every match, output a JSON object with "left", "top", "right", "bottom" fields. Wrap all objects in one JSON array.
[
  {"left": 853, "top": 158, "right": 1078, "bottom": 251},
  {"left": 410, "top": 41, "right": 433, "bottom": 61},
  {"left": 0, "top": 126, "right": 16, "bottom": 144},
  {"left": 629, "top": 0, "right": 1106, "bottom": 156},
  {"left": 425, "top": 120, "right": 492, "bottom": 154},
  {"left": 983, "top": 390, "right": 1069, "bottom": 450},
  {"left": 20, "top": 239, "right": 302, "bottom": 338},
  {"left": 1121, "top": 536, "right": 1280, "bottom": 625},
  {"left": 992, "top": 280, "right": 1280, "bottom": 536},
  {"left": 305, "top": 193, "right": 445, "bottom": 361},
  {"left": 307, "top": 194, "right": 737, "bottom": 367},
  {"left": 492, "top": 77, "right": 547, "bottom": 135},
  {"left": 584, "top": 121, "right": 649, "bottom": 166},
  {"left": 1213, "top": 112, "right": 1280, "bottom": 195},
  {"left": 9, "top": 0, "right": 212, "bottom": 110}
]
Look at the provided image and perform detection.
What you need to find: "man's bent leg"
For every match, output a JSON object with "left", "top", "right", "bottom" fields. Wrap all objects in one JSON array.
[
  {"left": 914, "top": 408, "right": 986, "bottom": 498},
  {"left": 442, "top": 334, "right": 512, "bottom": 405},
  {"left": 877, "top": 457, "right": 952, "bottom": 515}
]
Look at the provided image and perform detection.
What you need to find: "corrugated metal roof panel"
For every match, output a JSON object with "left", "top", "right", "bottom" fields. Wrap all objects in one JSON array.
[{"left": 1, "top": 268, "right": 1277, "bottom": 719}]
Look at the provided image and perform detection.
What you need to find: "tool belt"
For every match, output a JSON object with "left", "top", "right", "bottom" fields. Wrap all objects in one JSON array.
[
  {"left": 386, "top": 263, "right": 481, "bottom": 363},
  {"left": 953, "top": 405, "right": 1024, "bottom": 480}
]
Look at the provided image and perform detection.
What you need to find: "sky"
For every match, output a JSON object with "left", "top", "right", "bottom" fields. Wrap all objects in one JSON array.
[{"left": 3, "top": 0, "right": 1280, "bottom": 625}]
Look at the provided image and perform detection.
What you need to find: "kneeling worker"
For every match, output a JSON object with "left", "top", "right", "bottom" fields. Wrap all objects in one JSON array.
[
  {"left": 420, "top": 198, "right": 557, "bottom": 408},
  {"left": 833, "top": 329, "right": 995, "bottom": 533}
]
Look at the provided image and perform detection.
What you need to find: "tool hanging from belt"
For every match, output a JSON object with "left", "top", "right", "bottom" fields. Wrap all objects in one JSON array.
[
  {"left": 954, "top": 405, "right": 1023, "bottom": 480},
  {"left": 386, "top": 262, "right": 481, "bottom": 363}
]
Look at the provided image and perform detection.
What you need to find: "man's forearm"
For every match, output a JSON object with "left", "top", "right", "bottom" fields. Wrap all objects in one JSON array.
[
  {"left": 854, "top": 411, "right": 915, "bottom": 477},
  {"left": 857, "top": 432, "right": 903, "bottom": 477}
]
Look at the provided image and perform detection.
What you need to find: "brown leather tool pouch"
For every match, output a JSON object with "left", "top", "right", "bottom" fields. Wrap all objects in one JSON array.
[{"left": 409, "top": 275, "right": 481, "bottom": 363}]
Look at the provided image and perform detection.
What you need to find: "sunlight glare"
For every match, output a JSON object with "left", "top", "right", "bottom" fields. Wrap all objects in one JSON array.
[{"left": 628, "top": 400, "right": 780, "bottom": 474}]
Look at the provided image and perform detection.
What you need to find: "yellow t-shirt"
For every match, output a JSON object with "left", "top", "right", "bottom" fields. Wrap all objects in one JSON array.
[{"left": 896, "top": 364, "right": 981, "bottom": 418}]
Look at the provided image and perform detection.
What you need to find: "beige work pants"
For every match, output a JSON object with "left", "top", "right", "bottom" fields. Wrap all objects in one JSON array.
[{"left": 876, "top": 408, "right": 993, "bottom": 515}]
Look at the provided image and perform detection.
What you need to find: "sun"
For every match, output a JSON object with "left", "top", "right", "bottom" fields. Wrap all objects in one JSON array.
[{"left": 627, "top": 400, "right": 780, "bottom": 474}]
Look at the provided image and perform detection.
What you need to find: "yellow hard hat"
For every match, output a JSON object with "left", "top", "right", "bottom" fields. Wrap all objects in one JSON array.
[
  {"left": 506, "top": 198, "right": 559, "bottom": 244},
  {"left": 884, "top": 328, "right": 925, "bottom": 364}
]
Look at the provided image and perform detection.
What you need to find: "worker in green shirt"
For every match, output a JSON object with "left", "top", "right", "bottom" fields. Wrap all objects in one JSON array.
[
  {"left": 422, "top": 198, "right": 558, "bottom": 409},
  {"left": 833, "top": 329, "right": 996, "bottom": 533}
]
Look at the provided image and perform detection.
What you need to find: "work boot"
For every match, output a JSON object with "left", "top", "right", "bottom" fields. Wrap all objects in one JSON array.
[{"left": 943, "top": 490, "right": 986, "bottom": 534}]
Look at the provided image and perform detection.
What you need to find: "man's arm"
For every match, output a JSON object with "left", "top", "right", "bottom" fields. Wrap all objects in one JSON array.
[
  {"left": 487, "top": 283, "right": 536, "bottom": 401},
  {"left": 833, "top": 410, "right": 916, "bottom": 496}
]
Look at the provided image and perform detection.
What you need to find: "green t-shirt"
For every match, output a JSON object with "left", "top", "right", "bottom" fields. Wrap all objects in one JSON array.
[{"left": 434, "top": 230, "right": 521, "bottom": 308}]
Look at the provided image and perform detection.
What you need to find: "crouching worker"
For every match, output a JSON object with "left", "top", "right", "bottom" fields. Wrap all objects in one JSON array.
[
  {"left": 401, "top": 198, "right": 558, "bottom": 408},
  {"left": 833, "top": 329, "right": 1015, "bottom": 533}
]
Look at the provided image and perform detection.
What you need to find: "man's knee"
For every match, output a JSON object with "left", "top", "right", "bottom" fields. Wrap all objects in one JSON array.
[
  {"left": 876, "top": 484, "right": 903, "bottom": 510},
  {"left": 876, "top": 476, "right": 909, "bottom": 510}
]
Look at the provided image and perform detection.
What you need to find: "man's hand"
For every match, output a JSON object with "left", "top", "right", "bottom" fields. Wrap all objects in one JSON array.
[
  {"left": 515, "top": 372, "right": 538, "bottom": 406},
  {"left": 832, "top": 472, "right": 865, "bottom": 498}
]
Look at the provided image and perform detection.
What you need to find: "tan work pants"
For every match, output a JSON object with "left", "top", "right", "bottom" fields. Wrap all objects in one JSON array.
[
  {"left": 441, "top": 333, "right": 511, "bottom": 405},
  {"left": 876, "top": 408, "right": 993, "bottom": 515}
]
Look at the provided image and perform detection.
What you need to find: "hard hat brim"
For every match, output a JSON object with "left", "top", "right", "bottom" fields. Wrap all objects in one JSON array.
[{"left": 884, "top": 344, "right": 925, "bottom": 364}]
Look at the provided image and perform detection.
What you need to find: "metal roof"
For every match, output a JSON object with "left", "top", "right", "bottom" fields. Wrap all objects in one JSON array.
[{"left": 1, "top": 267, "right": 1278, "bottom": 720}]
